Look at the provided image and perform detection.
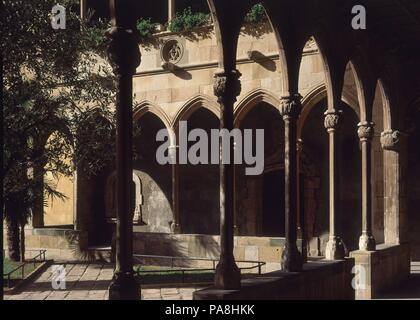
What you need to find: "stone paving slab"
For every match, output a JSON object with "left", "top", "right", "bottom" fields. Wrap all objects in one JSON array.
[{"left": 5, "top": 263, "right": 204, "bottom": 300}]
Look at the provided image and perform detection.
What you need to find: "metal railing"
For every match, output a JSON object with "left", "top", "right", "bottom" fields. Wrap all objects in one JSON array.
[
  {"left": 133, "top": 254, "right": 266, "bottom": 283},
  {"left": 3, "top": 249, "right": 47, "bottom": 288}
]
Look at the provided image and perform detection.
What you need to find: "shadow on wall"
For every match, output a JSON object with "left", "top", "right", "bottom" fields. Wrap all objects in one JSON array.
[
  {"left": 162, "top": 63, "right": 192, "bottom": 80},
  {"left": 133, "top": 113, "right": 173, "bottom": 233},
  {"left": 132, "top": 233, "right": 220, "bottom": 268},
  {"left": 247, "top": 50, "right": 277, "bottom": 72},
  {"left": 240, "top": 21, "right": 272, "bottom": 39}
]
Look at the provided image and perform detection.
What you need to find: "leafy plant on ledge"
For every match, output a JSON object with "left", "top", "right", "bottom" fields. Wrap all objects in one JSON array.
[
  {"left": 168, "top": 7, "right": 211, "bottom": 33},
  {"left": 245, "top": 3, "right": 267, "bottom": 24},
  {"left": 136, "top": 17, "right": 159, "bottom": 40},
  {"left": 242, "top": 3, "right": 270, "bottom": 39}
]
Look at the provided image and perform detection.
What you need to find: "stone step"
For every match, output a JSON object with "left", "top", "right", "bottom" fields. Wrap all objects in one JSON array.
[{"left": 410, "top": 261, "right": 420, "bottom": 274}]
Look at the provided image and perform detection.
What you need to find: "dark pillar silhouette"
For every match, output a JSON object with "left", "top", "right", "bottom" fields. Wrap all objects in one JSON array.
[
  {"left": 214, "top": 69, "right": 241, "bottom": 289},
  {"left": 280, "top": 94, "right": 303, "bottom": 272},
  {"left": 106, "top": 0, "right": 141, "bottom": 300}
]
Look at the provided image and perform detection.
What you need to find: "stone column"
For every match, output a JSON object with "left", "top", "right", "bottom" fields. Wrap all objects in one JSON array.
[
  {"left": 80, "top": 0, "right": 87, "bottom": 20},
  {"left": 324, "top": 110, "right": 346, "bottom": 260},
  {"left": 106, "top": 0, "right": 141, "bottom": 300},
  {"left": 296, "top": 139, "right": 307, "bottom": 263},
  {"left": 381, "top": 130, "right": 407, "bottom": 244},
  {"left": 280, "top": 94, "right": 303, "bottom": 271},
  {"left": 358, "top": 122, "right": 376, "bottom": 251},
  {"left": 214, "top": 69, "right": 241, "bottom": 289},
  {"left": 169, "top": 144, "right": 181, "bottom": 233},
  {"left": 233, "top": 165, "right": 239, "bottom": 236},
  {"left": 168, "top": 0, "right": 175, "bottom": 22}
]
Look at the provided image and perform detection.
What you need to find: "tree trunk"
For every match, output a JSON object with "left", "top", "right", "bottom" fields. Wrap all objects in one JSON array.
[
  {"left": 6, "top": 213, "right": 20, "bottom": 262},
  {"left": 20, "top": 222, "right": 25, "bottom": 262}
]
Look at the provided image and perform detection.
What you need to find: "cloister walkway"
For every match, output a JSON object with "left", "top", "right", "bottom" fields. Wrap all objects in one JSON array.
[
  {"left": 5, "top": 262, "right": 420, "bottom": 300},
  {"left": 4, "top": 263, "right": 205, "bottom": 300}
]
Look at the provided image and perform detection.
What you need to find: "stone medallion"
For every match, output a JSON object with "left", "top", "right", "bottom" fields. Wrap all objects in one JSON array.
[{"left": 160, "top": 38, "right": 184, "bottom": 64}]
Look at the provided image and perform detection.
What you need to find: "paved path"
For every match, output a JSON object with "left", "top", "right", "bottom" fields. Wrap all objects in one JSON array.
[{"left": 5, "top": 263, "right": 204, "bottom": 300}]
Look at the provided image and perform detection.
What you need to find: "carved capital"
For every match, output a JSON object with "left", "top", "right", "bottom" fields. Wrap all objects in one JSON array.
[
  {"left": 358, "top": 122, "right": 375, "bottom": 141},
  {"left": 106, "top": 27, "right": 141, "bottom": 76},
  {"left": 381, "top": 130, "right": 400, "bottom": 151},
  {"left": 213, "top": 69, "right": 241, "bottom": 101},
  {"left": 279, "top": 94, "right": 302, "bottom": 120},
  {"left": 324, "top": 110, "right": 342, "bottom": 132}
]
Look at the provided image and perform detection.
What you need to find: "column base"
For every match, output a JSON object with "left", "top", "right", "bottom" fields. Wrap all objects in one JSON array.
[
  {"left": 300, "top": 239, "right": 308, "bottom": 263},
  {"left": 359, "top": 233, "right": 376, "bottom": 251},
  {"left": 108, "top": 271, "right": 141, "bottom": 300},
  {"left": 170, "top": 222, "right": 181, "bottom": 234},
  {"left": 281, "top": 242, "right": 303, "bottom": 272},
  {"left": 214, "top": 255, "right": 241, "bottom": 290},
  {"left": 325, "top": 236, "right": 346, "bottom": 260},
  {"left": 234, "top": 225, "right": 239, "bottom": 236}
]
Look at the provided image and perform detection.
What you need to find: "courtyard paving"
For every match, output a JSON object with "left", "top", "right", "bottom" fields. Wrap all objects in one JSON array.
[
  {"left": 4, "top": 263, "right": 205, "bottom": 300},
  {"left": 6, "top": 262, "right": 420, "bottom": 300}
]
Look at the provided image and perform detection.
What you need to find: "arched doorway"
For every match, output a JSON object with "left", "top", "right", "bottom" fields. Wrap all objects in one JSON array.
[
  {"left": 132, "top": 112, "right": 173, "bottom": 233},
  {"left": 300, "top": 98, "right": 362, "bottom": 255},
  {"left": 235, "top": 101, "right": 285, "bottom": 237},
  {"left": 179, "top": 108, "right": 220, "bottom": 235}
]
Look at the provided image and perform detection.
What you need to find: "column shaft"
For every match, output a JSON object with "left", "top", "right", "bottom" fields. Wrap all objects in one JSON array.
[
  {"left": 115, "top": 73, "right": 133, "bottom": 273},
  {"left": 296, "top": 139, "right": 307, "bottom": 262},
  {"left": 171, "top": 157, "right": 180, "bottom": 233},
  {"left": 381, "top": 130, "right": 407, "bottom": 244},
  {"left": 80, "top": 0, "right": 87, "bottom": 20},
  {"left": 358, "top": 122, "right": 376, "bottom": 251},
  {"left": 214, "top": 70, "right": 241, "bottom": 289},
  {"left": 168, "top": 0, "right": 175, "bottom": 22},
  {"left": 324, "top": 110, "right": 345, "bottom": 260},
  {"left": 280, "top": 95, "right": 303, "bottom": 272},
  {"left": 106, "top": 15, "right": 141, "bottom": 299}
]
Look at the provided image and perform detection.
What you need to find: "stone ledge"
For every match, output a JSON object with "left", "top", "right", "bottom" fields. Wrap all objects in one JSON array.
[
  {"left": 350, "top": 243, "right": 410, "bottom": 299},
  {"left": 193, "top": 258, "right": 355, "bottom": 300}
]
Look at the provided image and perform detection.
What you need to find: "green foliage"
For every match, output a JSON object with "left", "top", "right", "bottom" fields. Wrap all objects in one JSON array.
[
  {"left": 2, "top": 0, "right": 116, "bottom": 223},
  {"left": 136, "top": 17, "right": 158, "bottom": 40},
  {"left": 3, "top": 258, "right": 41, "bottom": 280},
  {"left": 81, "top": 16, "right": 111, "bottom": 54},
  {"left": 245, "top": 3, "right": 266, "bottom": 24},
  {"left": 168, "top": 7, "right": 210, "bottom": 33}
]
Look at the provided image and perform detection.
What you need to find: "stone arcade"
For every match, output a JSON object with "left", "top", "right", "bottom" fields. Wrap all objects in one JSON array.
[
  {"left": 155, "top": 120, "right": 265, "bottom": 175},
  {"left": 18, "top": 0, "right": 420, "bottom": 300}
]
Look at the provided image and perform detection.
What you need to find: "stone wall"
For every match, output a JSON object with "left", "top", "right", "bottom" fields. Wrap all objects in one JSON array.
[
  {"left": 131, "top": 232, "right": 285, "bottom": 273},
  {"left": 43, "top": 172, "right": 74, "bottom": 226},
  {"left": 133, "top": 24, "right": 325, "bottom": 121},
  {"left": 350, "top": 243, "right": 410, "bottom": 299},
  {"left": 194, "top": 259, "right": 355, "bottom": 300},
  {"left": 7, "top": 228, "right": 89, "bottom": 261}
]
